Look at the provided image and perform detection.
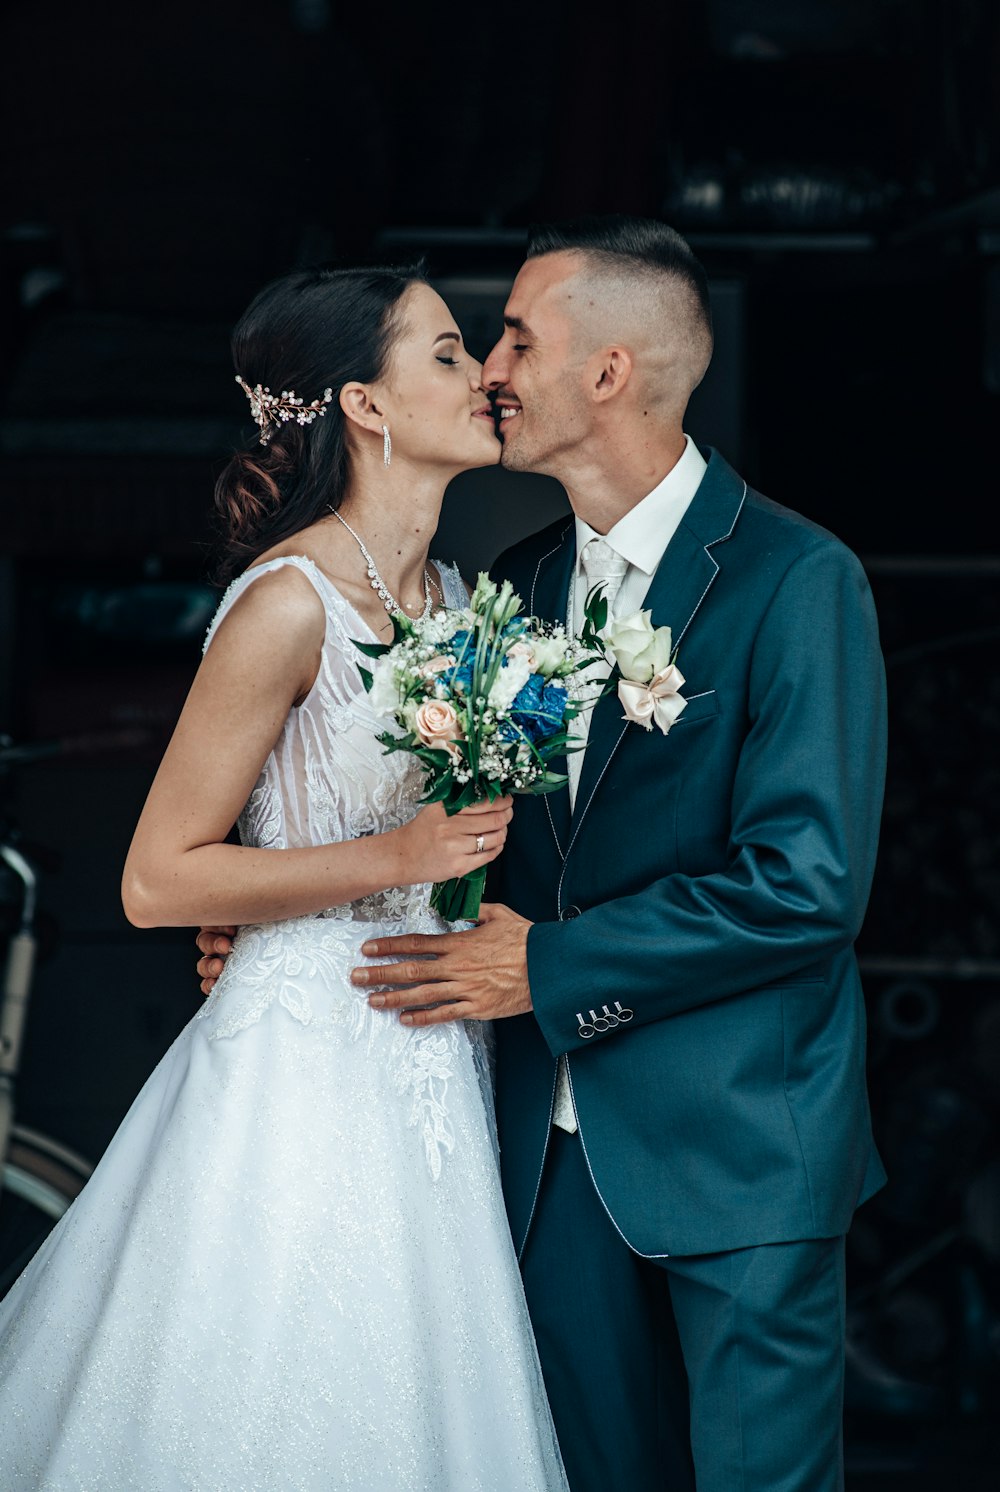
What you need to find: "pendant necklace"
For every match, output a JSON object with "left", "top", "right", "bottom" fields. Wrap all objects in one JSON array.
[{"left": 329, "top": 507, "right": 440, "bottom": 619}]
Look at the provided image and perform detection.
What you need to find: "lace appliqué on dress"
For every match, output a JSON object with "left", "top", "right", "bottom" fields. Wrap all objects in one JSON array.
[
  {"left": 195, "top": 920, "right": 356, "bottom": 1041},
  {"left": 197, "top": 915, "right": 462, "bottom": 1182},
  {"left": 239, "top": 780, "right": 284, "bottom": 851},
  {"left": 391, "top": 1024, "right": 460, "bottom": 1181},
  {"left": 194, "top": 556, "right": 475, "bottom": 1180}
]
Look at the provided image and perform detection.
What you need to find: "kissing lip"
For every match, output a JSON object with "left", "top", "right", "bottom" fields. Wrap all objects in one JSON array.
[{"left": 494, "top": 400, "right": 522, "bottom": 434}]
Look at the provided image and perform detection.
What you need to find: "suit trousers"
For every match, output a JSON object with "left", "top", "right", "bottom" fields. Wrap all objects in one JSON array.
[{"left": 521, "top": 1127, "right": 846, "bottom": 1492}]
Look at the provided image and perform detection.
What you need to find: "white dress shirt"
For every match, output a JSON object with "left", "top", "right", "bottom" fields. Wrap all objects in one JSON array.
[{"left": 553, "top": 434, "right": 708, "bottom": 1134}]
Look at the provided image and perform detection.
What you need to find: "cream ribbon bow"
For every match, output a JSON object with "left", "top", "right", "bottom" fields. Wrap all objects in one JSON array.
[{"left": 618, "top": 663, "right": 687, "bottom": 735}]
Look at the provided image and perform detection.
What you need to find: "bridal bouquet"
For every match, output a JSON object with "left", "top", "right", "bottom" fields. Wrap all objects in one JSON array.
[{"left": 355, "top": 573, "right": 607, "bottom": 921}]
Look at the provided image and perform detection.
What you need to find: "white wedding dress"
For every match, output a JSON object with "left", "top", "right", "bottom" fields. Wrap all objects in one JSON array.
[{"left": 0, "top": 556, "right": 568, "bottom": 1492}]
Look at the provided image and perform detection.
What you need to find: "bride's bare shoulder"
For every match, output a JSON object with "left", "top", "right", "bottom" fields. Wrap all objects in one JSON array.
[{"left": 214, "top": 559, "right": 327, "bottom": 650}]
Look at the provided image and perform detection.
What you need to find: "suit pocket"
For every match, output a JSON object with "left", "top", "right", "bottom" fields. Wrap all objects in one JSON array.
[{"left": 671, "top": 688, "right": 719, "bottom": 728}]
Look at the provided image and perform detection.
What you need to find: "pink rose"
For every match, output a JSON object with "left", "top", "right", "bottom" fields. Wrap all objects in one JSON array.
[
  {"left": 505, "top": 640, "right": 536, "bottom": 666},
  {"left": 421, "top": 655, "right": 452, "bottom": 677},
  {"left": 414, "top": 699, "right": 463, "bottom": 757}
]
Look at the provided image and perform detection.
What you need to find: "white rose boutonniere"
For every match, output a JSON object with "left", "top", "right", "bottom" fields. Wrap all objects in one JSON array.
[{"left": 604, "top": 609, "right": 687, "bottom": 735}]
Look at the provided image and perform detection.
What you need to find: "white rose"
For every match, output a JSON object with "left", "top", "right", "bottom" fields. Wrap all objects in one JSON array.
[
  {"left": 524, "top": 633, "right": 567, "bottom": 678},
  {"left": 414, "top": 699, "right": 463, "bottom": 757},
  {"left": 505, "top": 640, "right": 535, "bottom": 666},
  {"left": 488, "top": 651, "right": 532, "bottom": 712},
  {"left": 604, "top": 610, "right": 673, "bottom": 684},
  {"left": 367, "top": 655, "right": 404, "bottom": 715}
]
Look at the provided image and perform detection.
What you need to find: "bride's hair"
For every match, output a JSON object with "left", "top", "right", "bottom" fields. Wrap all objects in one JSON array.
[{"left": 213, "top": 262, "right": 425, "bottom": 583}]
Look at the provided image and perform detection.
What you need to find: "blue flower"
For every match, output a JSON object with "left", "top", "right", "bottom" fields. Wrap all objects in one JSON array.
[
  {"left": 540, "top": 682, "right": 568, "bottom": 726},
  {"left": 510, "top": 674, "right": 568, "bottom": 743},
  {"left": 445, "top": 662, "right": 475, "bottom": 695},
  {"left": 511, "top": 674, "right": 545, "bottom": 717}
]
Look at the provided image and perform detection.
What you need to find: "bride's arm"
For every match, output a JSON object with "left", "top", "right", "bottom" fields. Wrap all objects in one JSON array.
[{"left": 122, "top": 567, "right": 509, "bottom": 929}]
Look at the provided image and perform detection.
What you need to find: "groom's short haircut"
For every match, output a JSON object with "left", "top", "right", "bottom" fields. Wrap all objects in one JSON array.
[
  {"left": 527, "top": 215, "right": 712, "bottom": 329},
  {"left": 527, "top": 214, "right": 714, "bottom": 409}
]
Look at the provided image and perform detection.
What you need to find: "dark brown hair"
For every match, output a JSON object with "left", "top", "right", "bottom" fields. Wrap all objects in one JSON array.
[{"left": 214, "top": 262, "right": 425, "bottom": 583}]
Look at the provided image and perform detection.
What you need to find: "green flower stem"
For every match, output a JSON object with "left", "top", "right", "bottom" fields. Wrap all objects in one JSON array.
[{"left": 431, "top": 864, "right": 488, "bottom": 923}]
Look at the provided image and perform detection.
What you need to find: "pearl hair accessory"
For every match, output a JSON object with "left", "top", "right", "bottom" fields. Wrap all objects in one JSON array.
[{"left": 235, "top": 374, "right": 334, "bottom": 445}]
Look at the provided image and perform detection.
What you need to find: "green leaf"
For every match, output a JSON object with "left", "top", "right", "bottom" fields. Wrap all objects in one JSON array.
[
  {"left": 354, "top": 640, "right": 392, "bottom": 659},
  {"left": 582, "top": 584, "right": 608, "bottom": 635},
  {"left": 519, "top": 770, "right": 569, "bottom": 796},
  {"left": 431, "top": 863, "right": 487, "bottom": 922},
  {"left": 413, "top": 746, "right": 453, "bottom": 772},
  {"left": 357, "top": 664, "right": 373, "bottom": 691},
  {"left": 448, "top": 780, "right": 481, "bottom": 813},
  {"left": 421, "top": 772, "right": 454, "bottom": 804}
]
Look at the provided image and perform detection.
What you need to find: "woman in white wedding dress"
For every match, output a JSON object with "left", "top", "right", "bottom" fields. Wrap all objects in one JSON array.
[{"left": 0, "top": 265, "right": 569, "bottom": 1491}]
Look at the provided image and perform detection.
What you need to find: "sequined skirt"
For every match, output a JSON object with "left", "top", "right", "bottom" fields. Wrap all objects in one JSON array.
[{"left": 0, "top": 913, "right": 567, "bottom": 1491}]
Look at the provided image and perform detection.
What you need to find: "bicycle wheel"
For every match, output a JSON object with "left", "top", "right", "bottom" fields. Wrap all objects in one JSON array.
[{"left": 0, "top": 1125, "right": 92, "bottom": 1299}]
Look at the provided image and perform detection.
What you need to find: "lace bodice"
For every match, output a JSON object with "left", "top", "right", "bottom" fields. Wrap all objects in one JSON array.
[
  {"left": 0, "top": 557, "right": 568, "bottom": 1492},
  {"left": 204, "top": 554, "right": 468, "bottom": 923}
]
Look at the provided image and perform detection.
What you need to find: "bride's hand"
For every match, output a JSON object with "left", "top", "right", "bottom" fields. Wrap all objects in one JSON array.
[
  {"left": 396, "top": 797, "right": 513, "bottom": 884},
  {"left": 194, "top": 799, "right": 513, "bottom": 993}
]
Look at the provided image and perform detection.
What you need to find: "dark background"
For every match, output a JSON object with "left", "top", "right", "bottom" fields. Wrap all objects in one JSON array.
[{"left": 1, "top": 2, "right": 999, "bottom": 1485}]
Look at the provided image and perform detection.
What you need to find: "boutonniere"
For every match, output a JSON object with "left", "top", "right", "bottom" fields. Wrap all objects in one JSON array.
[{"left": 603, "top": 609, "right": 687, "bottom": 735}]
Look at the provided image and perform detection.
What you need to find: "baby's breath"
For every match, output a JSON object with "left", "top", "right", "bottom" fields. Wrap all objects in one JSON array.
[{"left": 354, "top": 572, "right": 608, "bottom": 919}]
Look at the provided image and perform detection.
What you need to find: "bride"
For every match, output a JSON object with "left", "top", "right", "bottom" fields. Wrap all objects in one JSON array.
[{"left": 0, "top": 263, "right": 569, "bottom": 1491}]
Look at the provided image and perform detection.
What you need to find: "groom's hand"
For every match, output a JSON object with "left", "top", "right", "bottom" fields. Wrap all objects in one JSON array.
[
  {"left": 351, "top": 902, "right": 533, "bottom": 1025},
  {"left": 195, "top": 926, "right": 237, "bottom": 995}
]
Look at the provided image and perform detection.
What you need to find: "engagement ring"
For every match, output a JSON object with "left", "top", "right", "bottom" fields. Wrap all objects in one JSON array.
[{"left": 476, "top": 834, "right": 485, "bottom": 854}]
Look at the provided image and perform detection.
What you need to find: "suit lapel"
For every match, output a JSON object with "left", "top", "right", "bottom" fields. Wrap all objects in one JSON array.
[
  {"left": 526, "top": 521, "right": 575, "bottom": 858},
  {"left": 569, "top": 449, "right": 748, "bottom": 840}
]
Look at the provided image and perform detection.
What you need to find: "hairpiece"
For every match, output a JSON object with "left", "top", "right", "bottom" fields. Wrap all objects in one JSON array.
[{"left": 235, "top": 374, "right": 334, "bottom": 445}]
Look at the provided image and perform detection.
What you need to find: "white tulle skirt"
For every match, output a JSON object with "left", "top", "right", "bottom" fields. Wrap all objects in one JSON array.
[{"left": 0, "top": 914, "right": 567, "bottom": 1491}]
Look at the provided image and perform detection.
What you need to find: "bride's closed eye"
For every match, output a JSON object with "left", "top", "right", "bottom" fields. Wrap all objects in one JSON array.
[{"left": 436, "top": 356, "right": 460, "bottom": 366}]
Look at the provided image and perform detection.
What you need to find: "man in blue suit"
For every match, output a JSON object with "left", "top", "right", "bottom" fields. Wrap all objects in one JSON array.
[
  {"left": 198, "top": 216, "right": 887, "bottom": 1489},
  {"left": 351, "top": 217, "right": 887, "bottom": 1492}
]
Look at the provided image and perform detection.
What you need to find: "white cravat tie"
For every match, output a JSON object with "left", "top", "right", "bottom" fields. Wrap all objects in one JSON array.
[
  {"left": 567, "top": 538, "right": 630, "bottom": 809},
  {"left": 554, "top": 538, "right": 630, "bottom": 1136},
  {"left": 582, "top": 535, "right": 630, "bottom": 607}
]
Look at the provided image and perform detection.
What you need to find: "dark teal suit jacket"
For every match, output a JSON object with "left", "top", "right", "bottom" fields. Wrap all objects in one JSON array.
[{"left": 490, "top": 449, "right": 887, "bottom": 1259}]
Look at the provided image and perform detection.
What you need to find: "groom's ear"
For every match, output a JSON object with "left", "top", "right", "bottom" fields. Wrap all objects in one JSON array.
[
  {"left": 340, "top": 381, "right": 385, "bottom": 431},
  {"left": 589, "top": 346, "right": 633, "bottom": 404}
]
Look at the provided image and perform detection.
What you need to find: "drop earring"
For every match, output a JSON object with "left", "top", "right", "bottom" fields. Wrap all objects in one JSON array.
[{"left": 382, "top": 424, "right": 391, "bottom": 467}]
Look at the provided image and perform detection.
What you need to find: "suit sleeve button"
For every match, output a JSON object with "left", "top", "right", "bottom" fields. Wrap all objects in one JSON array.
[{"left": 560, "top": 905, "right": 582, "bottom": 920}]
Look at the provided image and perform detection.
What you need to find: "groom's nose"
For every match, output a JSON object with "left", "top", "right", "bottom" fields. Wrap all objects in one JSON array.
[{"left": 481, "top": 340, "right": 508, "bottom": 391}]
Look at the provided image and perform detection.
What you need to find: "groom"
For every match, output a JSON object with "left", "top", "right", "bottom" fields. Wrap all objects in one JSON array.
[{"left": 201, "top": 217, "right": 888, "bottom": 1492}]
